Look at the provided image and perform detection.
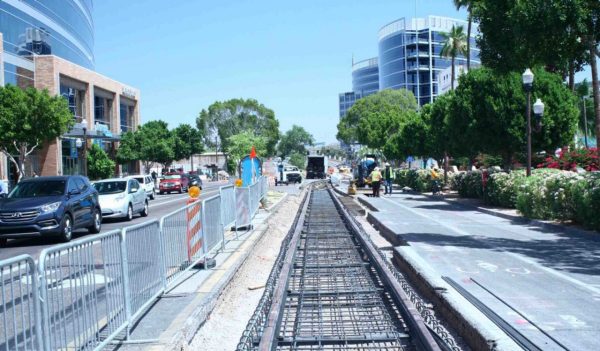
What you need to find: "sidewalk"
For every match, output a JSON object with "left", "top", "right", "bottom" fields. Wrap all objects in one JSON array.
[
  {"left": 110, "top": 191, "right": 289, "bottom": 351},
  {"left": 360, "top": 192, "right": 600, "bottom": 351}
]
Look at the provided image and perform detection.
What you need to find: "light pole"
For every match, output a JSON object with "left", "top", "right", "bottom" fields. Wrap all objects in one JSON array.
[
  {"left": 522, "top": 68, "right": 534, "bottom": 176},
  {"left": 81, "top": 118, "right": 88, "bottom": 177},
  {"left": 582, "top": 97, "right": 589, "bottom": 148},
  {"left": 533, "top": 98, "right": 545, "bottom": 133}
]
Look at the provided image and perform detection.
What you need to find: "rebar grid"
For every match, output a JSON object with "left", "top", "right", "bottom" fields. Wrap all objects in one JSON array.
[{"left": 276, "top": 190, "right": 410, "bottom": 350}]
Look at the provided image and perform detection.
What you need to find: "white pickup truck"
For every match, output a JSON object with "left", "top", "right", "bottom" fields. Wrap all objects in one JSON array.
[{"left": 275, "top": 165, "right": 302, "bottom": 185}]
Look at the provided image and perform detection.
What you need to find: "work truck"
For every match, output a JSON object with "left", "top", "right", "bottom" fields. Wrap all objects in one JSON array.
[{"left": 306, "top": 155, "right": 328, "bottom": 179}]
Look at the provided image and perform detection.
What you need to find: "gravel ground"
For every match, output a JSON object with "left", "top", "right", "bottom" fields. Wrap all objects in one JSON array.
[{"left": 188, "top": 190, "right": 303, "bottom": 351}]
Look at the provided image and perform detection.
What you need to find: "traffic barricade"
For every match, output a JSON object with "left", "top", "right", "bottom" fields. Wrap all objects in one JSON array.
[
  {"left": 0, "top": 255, "right": 42, "bottom": 351},
  {"left": 220, "top": 185, "right": 236, "bottom": 233},
  {"left": 122, "top": 220, "right": 164, "bottom": 326},
  {"left": 38, "top": 230, "right": 127, "bottom": 351},
  {"left": 249, "top": 182, "right": 260, "bottom": 217},
  {"left": 202, "top": 195, "right": 224, "bottom": 254}
]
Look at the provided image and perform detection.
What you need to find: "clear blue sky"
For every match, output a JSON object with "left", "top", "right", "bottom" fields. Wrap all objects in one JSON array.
[{"left": 93, "top": 1, "right": 589, "bottom": 144}]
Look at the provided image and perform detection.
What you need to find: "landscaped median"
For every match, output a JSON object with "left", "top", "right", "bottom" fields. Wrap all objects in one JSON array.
[{"left": 395, "top": 168, "right": 600, "bottom": 231}]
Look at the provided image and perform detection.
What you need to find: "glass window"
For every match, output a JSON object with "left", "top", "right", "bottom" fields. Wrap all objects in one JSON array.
[
  {"left": 67, "top": 179, "right": 79, "bottom": 194},
  {"left": 3, "top": 63, "right": 34, "bottom": 89},
  {"left": 74, "top": 177, "right": 88, "bottom": 191},
  {"left": 9, "top": 180, "right": 66, "bottom": 198},
  {"left": 94, "top": 181, "right": 127, "bottom": 194}
]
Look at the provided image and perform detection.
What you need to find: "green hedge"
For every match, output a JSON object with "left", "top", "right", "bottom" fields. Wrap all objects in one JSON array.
[
  {"left": 395, "top": 169, "right": 455, "bottom": 193},
  {"left": 453, "top": 168, "right": 600, "bottom": 231}
]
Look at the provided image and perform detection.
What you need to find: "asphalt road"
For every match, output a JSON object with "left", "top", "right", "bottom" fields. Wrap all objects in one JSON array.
[{"left": 0, "top": 181, "right": 227, "bottom": 261}]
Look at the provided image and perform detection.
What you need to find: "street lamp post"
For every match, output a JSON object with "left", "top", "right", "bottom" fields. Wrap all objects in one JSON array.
[
  {"left": 533, "top": 98, "right": 545, "bottom": 133},
  {"left": 81, "top": 118, "right": 88, "bottom": 177},
  {"left": 582, "top": 97, "right": 589, "bottom": 148},
  {"left": 522, "top": 69, "right": 534, "bottom": 177}
]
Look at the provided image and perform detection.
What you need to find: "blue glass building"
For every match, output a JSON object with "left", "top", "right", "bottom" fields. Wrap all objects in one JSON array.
[
  {"left": 1, "top": 0, "right": 94, "bottom": 87},
  {"left": 352, "top": 57, "right": 379, "bottom": 96},
  {"left": 378, "top": 16, "right": 480, "bottom": 106}
]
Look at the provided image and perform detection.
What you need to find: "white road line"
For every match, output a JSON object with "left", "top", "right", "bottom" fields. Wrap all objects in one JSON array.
[{"left": 379, "top": 196, "right": 600, "bottom": 295}]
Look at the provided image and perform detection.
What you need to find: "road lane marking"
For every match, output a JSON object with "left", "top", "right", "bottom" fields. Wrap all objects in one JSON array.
[{"left": 380, "top": 196, "right": 600, "bottom": 295}]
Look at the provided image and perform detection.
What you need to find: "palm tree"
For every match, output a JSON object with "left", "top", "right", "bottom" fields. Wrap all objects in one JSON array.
[
  {"left": 440, "top": 25, "right": 468, "bottom": 90},
  {"left": 454, "top": 0, "right": 474, "bottom": 70}
]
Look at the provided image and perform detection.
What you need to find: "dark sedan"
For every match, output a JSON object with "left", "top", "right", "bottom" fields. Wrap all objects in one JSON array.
[{"left": 0, "top": 176, "right": 102, "bottom": 246}]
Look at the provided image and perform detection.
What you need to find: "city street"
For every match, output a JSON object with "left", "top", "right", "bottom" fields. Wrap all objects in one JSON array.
[{"left": 0, "top": 181, "right": 227, "bottom": 261}]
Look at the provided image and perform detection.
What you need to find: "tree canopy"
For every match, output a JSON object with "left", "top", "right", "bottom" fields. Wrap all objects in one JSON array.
[
  {"left": 196, "top": 98, "right": 280, "bottom": 156},
  {"left": 447, "top": 68, "right": 579, "bottom": 167},
  {"left": 277, "top": 125, "right": 314, "bottom": 157},
  {"left": 172, "top": 123, "right": 204, "bottom": 161},
  {"left": 87, "top": 143, "right": 115, "bottom": 180},
  {"left": 337, "top": 89, "right": 419, "bottom": 148},
  {"left": 226, "top": 131, "right": 268, "bottom": 165},
  {"left": 117, "top": 120, "right": 177, "bottom": 172},
  {"left": 0, "top": 85, "right": 73, "bottom": 180}
]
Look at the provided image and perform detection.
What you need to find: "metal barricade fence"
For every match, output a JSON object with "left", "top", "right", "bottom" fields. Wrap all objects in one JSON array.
[
  {"left": 159, "top": 201, "right": 204, "bottom": 287},
  {"left": 203, "top": 195, "right": 224, "bottom": 254},
  {"left": 0, "top": 255, "right": 41, "bottom": 351},
  {"left": 220, "top": 185, "right": 236, "bottom": 230},
  {"left": 249, "top": 182, "right": 260, "bottom": 218},
  {"left": 38, "top": 230, "right": 127, "bottom": 351},
  {"left": 122, "top": 221, "right": 164, "bottom": 326},
  {"left": 236, "top": 186, "right": 251, "bottom": 228}
]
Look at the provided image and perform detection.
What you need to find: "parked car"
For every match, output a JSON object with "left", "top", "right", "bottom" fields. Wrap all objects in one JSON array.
[
  {"left": 159, "top": 174, "right": 188, "bottom": 194},
  {"left": 129, "top": 174, "right": 156, "bottom": 200},
  {"left": 93, "top": 178, "right": 148, "bottom": 221},
  {"left": 0, "top": 176, "right": 102, "bottom": 245}
]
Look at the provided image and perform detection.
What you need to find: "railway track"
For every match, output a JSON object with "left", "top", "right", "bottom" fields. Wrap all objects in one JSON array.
[{"left": 238, "top": 183, "right": 457, "bottom": 351}]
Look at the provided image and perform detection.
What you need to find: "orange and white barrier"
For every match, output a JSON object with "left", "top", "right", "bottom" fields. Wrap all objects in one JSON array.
[{"left": 186, "top": 201, "right": 203, "bottom": 260}]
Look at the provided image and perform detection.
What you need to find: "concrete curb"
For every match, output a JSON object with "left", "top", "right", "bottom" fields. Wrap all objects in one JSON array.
[
  {"left": 393, "top": 247, "right": 522, "bottom": 351},
  {"left": 357, "top": 195, "right": 379, "bottom": 212},
  {"left": 366, "top": 212, "right": 405, "bottom": 246},
  {"left": 165, "top": 193, "right": 294, "bottom": 351}
]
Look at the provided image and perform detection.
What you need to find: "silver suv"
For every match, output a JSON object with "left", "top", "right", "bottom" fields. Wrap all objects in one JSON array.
[{"left": 128, "top": 175, "right": 156, "bottom": 200}]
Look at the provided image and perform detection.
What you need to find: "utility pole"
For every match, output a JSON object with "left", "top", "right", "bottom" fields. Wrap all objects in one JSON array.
[
  {"left": 583, "top": 97, "right": 589, "bottom": 148},
  {"left": 215, "top": 136, "right": 218, "bottom": 181},
  {"left": 189, "top": 134, "right": 194, "bottom": 173}
]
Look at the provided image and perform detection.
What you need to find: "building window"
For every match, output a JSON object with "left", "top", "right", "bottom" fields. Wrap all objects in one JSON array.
[
  {"left": 60, "top": 84, "right": 85, "bottom": 120},
  {"left": 94, "top": 95, "right": 113, "bottom": 130}
]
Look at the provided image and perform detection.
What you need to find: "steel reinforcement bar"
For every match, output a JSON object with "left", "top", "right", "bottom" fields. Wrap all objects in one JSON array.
[{"left": 238, "top": 183, "right": 447, "bottom": 351}]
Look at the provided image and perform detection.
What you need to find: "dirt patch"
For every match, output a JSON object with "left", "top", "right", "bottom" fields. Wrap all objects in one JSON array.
[{"left": 188, "top": 190, "right": 304, "bottom": 350}]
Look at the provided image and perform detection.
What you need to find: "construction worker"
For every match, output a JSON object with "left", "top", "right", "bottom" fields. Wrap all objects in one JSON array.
[
  {"left": 430, "top": 167, "right": 441, "bottom": 195},
  {"left": 369, "top": 167, "right": 383, "bottom": 197},
  {"left": 382, "top": 162, "right": 395, "bottom": 195}
]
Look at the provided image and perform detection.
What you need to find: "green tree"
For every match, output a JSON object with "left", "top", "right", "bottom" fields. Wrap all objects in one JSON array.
[
  {"left": 337, "top": 89, "right": 419, "bottom": 148},
  {"left": 0, "top": 85, "right": 73, "bottom": 180},
  {"left": 453, "top": 0, "right": 475, "bottom": 70},
  {"left": 172, "top": 124, "right": 204, "bottom": 161},
  {"left": 196, "top": 98, "right": 280, "bottom": 156},
  {"left": 289, "top": 152, "right": 307, "bottom": 169},
  {"left": 87, "top": 143, "right": 115, "bottom": 180},
  {"left": 277, "top": 125, "right": 314, "bottom": 157},
  {"left": 448, "top": 68, "right": 579, "bottom": 169},
  {"left": 440, "top": 25, "right": 468, "bottom": 90},
  {"left": 226, "top": 131, "right": 268, "bottom": 169},
  {"left": 472, "top": 0, "right": 599, "bottom": 154},
  {"left": 116, "top": 131, "right": 139, "bottom": 164},
  {"left": 119, "top": 120, "right": 175, "bottom": 172}
]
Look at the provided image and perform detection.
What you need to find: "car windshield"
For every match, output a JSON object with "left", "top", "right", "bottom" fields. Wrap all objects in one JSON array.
[
  {"left": 93, "top": 181, "right": 127, "bottom": 194},
  {"left": 133, "top": 177, "right": 144, "bottom": 183},
  {"left": 164, "top": 175, "right": 181, "bottom": 180},
  {"left": 8, "top": 181, "right": 66, "bottom": 198}
]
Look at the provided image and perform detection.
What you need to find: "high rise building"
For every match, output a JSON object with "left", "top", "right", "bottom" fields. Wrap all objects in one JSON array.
[
  {"left": 378, "top": 16, "right": 480, "bottom": 106},
  {"left": 352, "top": 57, "right": 379, "bottom": 96},
  {"left": 0, "top": 1, "right": 141, "bottom": 184}
]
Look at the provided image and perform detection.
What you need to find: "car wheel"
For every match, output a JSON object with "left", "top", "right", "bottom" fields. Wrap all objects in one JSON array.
[
  {"left": 126, "top": 204, "right": 134, "bottom": 221},
  {"left": 150, "top": 190, "right": 155, "bottom": 200},
  {"left": 178, "top": 188, "right": 183, "bottom": 194},
  {"left": 88, "top": 209, "right": 102, "bottom": 234},
  {"left": 59, "top": 214, "right": 73, "bottom": 243},
  {"left": 141, "top": 201, "right": 149, "bottom": 217}
]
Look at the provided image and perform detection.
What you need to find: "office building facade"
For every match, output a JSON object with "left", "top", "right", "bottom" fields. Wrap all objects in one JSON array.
[
  {"left": 352, "top": 57, "right": 379, "bottom": 96},
  {"left": 0, "top": 1, "right": 140, "bottom": 187},
  {"left": 378, "top": 16, "right": 480, "bottom": 106}
]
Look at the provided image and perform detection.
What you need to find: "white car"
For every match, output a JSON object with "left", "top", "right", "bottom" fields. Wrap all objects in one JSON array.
[
  {"left": 93, "top": 178, "right": 148, "bottom": 221},
  {"left": 128, "top": 174, "right": 156, "bottom": 200}
]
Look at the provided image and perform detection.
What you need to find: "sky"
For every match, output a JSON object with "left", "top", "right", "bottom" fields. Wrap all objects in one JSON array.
[{"left": 93, "top": 1, "right": 590, "bottom": 145}]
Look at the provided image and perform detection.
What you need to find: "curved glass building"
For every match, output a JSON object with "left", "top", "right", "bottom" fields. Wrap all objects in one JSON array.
[
  {"left": 1, "top": 0, "right": 94, "bottom": 81},
  {"left": 352, "top": 57, "right": 379, "bottom": 96},
  {"left": 378, "top": 16, "right": 480, "bottom": 106}
]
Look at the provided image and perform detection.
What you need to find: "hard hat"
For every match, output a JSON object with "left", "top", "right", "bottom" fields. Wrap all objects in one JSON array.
[
  {"left": 375, "top": 167, "right": 380, "bottom": 171},
  {"left": 385, "top": 162, "right": 390, "bottom": 166}
]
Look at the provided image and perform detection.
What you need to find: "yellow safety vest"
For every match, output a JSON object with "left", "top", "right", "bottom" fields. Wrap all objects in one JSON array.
[{"left": 371, "top": 171, "right": 382, "bottom": 182}]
